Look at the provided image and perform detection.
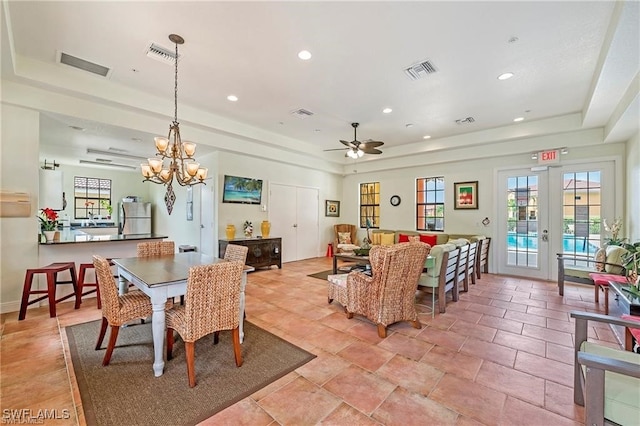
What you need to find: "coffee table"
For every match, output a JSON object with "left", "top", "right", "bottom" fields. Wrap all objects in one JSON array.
[
  {"left": 609, "top": 281, "right": 640, "bottom": 316},
  {"left": 332, "top": 253, "right": 370, "bottom": 274}
]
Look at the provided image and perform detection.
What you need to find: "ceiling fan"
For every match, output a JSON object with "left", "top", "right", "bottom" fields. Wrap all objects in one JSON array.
[{"left": 325, "top": 122, "right": 384, "bottom": 158}]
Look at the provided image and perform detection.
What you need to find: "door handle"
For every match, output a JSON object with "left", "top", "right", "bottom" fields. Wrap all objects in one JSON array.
[
  {"left": 542, "top": 229, "right": 548, "bottom": 242},
  {"left": 200, "top": 224, "right": 204, "bottom": 228},
  {"left": 293, "top": 224, "right": 297, "bottom": 228}
]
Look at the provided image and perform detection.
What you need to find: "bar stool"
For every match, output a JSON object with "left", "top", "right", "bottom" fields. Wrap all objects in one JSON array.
[
  {"left": 75, "top": 259, "right": 116, "bottom": 309},
  {"left": 19, "top": 262, "right": 78, "bottom": 320}
]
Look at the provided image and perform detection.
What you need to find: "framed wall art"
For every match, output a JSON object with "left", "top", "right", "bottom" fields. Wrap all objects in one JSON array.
[
  {"left": 325, "top": 200, "right": 340, "bottom": 217},
  {"left": 454, "top": 181, "right": 478, "bottom": 209}
]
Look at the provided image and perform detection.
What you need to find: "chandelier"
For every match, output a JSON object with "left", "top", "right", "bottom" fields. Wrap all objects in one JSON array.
[{"left": 141, "top": 34, "right": 207, "bottom": 213}]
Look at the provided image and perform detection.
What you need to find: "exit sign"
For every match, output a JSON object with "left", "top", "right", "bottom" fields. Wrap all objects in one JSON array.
[{"left": 538, "top": 149, "right": 560, "bottom": 165}]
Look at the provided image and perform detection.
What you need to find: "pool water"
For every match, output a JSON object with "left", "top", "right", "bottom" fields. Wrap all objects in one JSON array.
[{"left": 507, "top": 233, "right": 599, "bottom": 255}]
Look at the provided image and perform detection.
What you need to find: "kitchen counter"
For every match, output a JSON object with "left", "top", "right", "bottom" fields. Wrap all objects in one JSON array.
[{"left": 40, "top": 228, "right": 167, "bottom": 245}]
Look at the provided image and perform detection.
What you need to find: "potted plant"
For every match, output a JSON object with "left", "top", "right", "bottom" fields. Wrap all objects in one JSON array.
[
  {"left": 38, "top": 208, "right": 59, "bottom": 242},
  {"left": 622, "top": 241, "right": 640, "bottom": 292},
  {"left": 100, "top": 199, "right": 113, "bottom": 218}
]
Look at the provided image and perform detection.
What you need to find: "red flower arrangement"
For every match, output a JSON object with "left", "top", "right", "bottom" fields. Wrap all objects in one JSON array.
[{"left": 38, "top": 208, "right": 59, "bottom": 231}]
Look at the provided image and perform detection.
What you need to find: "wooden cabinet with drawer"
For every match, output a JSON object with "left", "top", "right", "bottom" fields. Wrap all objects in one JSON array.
[{"left": 219, "top": 237, "right": 282, "bottom": 270}]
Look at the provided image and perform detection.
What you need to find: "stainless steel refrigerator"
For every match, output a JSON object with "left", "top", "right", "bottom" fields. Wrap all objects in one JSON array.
[{"left": 119, "top": 202, "right": 151, "bottom": 235}]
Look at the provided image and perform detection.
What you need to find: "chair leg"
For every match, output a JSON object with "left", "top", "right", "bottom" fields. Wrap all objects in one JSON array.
[
  {"left": 166, "top": 328, "right": 174, "bottom": 360},
  {"left": 213, "top": 331, "right": 220, "bottom": 345},
  {"left": 346, "top": 312, "right": 354, "bottom": 319},
  {"left": 46, "top": 272, "right": 57, "bottom": 318},
  {"left": 603, "top": 287, "right": 609, "bottom": 315},
  {"left": 103, "top": 325, "right": 120, "bottom": 366},
  {"left": 377, "top": 324, "right": 387, "bottom": 338},
  {"left": 18, "top": 271, "right": 35, "bottom": 321},
  {"left": 232, "top": 327, "right": 243, "bottom": 367},
  {"left": 411, "top": 319, "right": 421, "bottom": 330},
  {"left": 95, "top": 317, "right": 108, "bottom": 350},
  {"left": 185, "top": 341, "right": 196, "bottom": 387}
]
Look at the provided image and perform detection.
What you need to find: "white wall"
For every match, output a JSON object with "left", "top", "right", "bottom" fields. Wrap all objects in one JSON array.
[
  {"left": 626, "top": 132, "right": 639, "bottom": 241},
  {"left": 1, "top": 105, "right": 41, "bottom": 309}
]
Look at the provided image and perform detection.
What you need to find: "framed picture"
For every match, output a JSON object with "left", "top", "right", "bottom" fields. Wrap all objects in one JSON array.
[
  {"left": 454, "top": 181, "right": 478, "bottom": 209},
  {"left": 325, "top": 200, "right": 340, "bottom": 217}
]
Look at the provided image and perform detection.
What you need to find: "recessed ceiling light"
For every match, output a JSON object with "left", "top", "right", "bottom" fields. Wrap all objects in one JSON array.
[
  {"left": 314, "top": 129, "right": 321, "bottom": 132},
  {"left": 227, "top": 95, "right": 238, "bottom": 102},
  {"left": 298, "top": 50, "right": 312, "bottom": 60},
  {"left": 382, "top": 108, "right": 392, "bottom": 114},
  {"left": 513, "top": 117, "right": 524, "bottom": 122},
  {"left": 69, "top": 125, "right": 86, "bottom": 131},
  {"left": 131, "top": 137, "right": 142, "bottom": 142},
  {"left": 423, "top": 135, "right": 431, "bottom": 139},
  {"left": 405, "top": 123, "right": 413, "bottom": 128},
  {"left": 498, "top": 72, "right": 514, "bottom": 80}
]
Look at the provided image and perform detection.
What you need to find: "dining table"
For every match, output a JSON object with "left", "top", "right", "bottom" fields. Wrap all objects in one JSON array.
[{"left": 112, "top": 252, "right": 254, "bottom": 377}]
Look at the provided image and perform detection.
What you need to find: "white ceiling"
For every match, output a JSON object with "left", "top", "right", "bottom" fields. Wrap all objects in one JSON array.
[{"left": 2, "top": 1, "right": 639, "bottom": 171}]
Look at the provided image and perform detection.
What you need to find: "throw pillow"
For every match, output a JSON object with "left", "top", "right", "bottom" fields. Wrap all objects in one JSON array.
[
  {"left": 419, "top": 234, "right": 438, "bottom": 247},
  {"left": 398, "top": 234, "right": 410, "bottom": 243},
  {"left": 371, "top": 233, "right": 381, "bottom": 245},
  {"left": 338, "top": 232, "right": 352, "bottom": 245},
  {"left": 380, "top": 233, "right": 395, "bottom": 245},
  {"left": 408, "top": 235, "right": 420, "bottom": 242},
  {"left": 593, "top": 248, "right": 606, "bottom": 272},
  {"left": 604, "top": 245, "right": 627, "bottom": 274}
]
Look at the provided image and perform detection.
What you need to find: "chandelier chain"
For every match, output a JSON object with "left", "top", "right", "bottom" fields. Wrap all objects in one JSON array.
[{"left": 174, "top": 39, "right": 178, "bottom": 124}]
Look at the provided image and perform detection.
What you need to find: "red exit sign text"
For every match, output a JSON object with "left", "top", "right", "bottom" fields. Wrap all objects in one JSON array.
[{"left": 538, "top": 149, "right": 560, "bottom": 164}]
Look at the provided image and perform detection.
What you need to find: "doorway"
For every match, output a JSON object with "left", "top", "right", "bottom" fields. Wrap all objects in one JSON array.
[
  {"left": 497, "top": 161, "right": 615, "bottom": 280},
  {"left": 199, "top": 180, "right": 216, "bottom": 257},
  {"left": 269, "top": 183, "right": 319, "bottom": 263}
]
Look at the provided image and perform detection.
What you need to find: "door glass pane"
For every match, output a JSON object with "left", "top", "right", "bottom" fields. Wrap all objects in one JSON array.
[
  {"left": 506, "top": 175, "right": 538, "bottom": 267},
  {"left": 562, "top": 171, "right": 601, "bottom": 267}
]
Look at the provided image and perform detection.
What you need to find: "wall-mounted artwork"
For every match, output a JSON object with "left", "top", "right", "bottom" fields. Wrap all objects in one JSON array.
[
  {"left": 454, "top": 181, "right": 478, "bottom": 209},
  {"left": 325, "top": 200, "right": 340, "bottom": 217}
]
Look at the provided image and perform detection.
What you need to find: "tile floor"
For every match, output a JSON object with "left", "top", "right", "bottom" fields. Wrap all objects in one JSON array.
[{"left": 0, "top": 256, "right": 622, "bottom": 425}]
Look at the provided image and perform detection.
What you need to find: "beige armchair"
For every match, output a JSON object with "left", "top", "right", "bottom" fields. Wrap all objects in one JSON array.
[
  {"left": 344, "top": 241, "right": 430, "bottom": 338},
  {"left": 557, "top": 245, "right": 627, "bottom": 295},
  {"left": 334, "top": 224, "right": 359, "bottom": 253}
]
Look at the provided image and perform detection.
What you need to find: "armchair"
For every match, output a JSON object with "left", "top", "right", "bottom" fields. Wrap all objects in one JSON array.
[
  {"left": 345, "top": 241, "right": 430, "bottom": 338},
  {"left": 571, "top": 311, "right": 640, "bottom": 426},
  {"left": 334, "top": 224, "right": 360, "bottom": 253}
]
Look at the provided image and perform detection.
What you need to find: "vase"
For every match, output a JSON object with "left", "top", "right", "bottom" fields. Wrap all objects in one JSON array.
[
  {"left": 43, "top": 230, "right": 56, "bottom": 242},
  {"left": 225, "top": 225, "right": 236, "bottom": 240},
  {"left": 261, "top": 220, "right": 271, "bottom": 238}
]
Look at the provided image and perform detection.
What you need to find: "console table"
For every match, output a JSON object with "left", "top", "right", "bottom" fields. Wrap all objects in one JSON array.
[{"left": 219, "top": 237, "right": 282, "bottom": 269}]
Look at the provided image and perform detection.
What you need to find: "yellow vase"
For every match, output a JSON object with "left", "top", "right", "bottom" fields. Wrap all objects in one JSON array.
[
  {"left": 225, "top": 225, "right": 236, "bottom": 240},
  {"left": 261, "top": 220, "right": 270, "bottom": 238}
]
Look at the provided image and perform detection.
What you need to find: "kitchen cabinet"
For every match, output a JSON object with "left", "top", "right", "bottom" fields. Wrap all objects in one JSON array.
[
  {"left": 39, "top": 169, "right": 64, "bottom": 210},
  {"left": 219, "top": 237, "right": 282, "bottom": 269}
]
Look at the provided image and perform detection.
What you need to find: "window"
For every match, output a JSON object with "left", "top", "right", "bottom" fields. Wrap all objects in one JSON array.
[
  {"left": 74, "top": 176, "right": 112, "bottom": 219},
  {"left": 359, "top": 182, "right": 380, "bottom": 229},
  {"left": 562, "top": 171, "right": 601, "bottom": 258},
  {"left": 416, "top": 177, "right": 445, "bottom": 231}
]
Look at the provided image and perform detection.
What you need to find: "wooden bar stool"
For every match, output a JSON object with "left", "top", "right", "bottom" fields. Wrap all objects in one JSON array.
[
  {"left": 75, "top": 259, "right": 115, "bottom": 309},
  {"left": 19, "top": 262, "right": 78, "bottom": 320}
]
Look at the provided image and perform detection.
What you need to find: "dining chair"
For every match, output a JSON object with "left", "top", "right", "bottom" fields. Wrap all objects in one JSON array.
[
  {"left": 93, "top": 255, "right": 169, "bottom": 366},
  {"left": 136, "top": 240, "right": 175, "bottom": 257},
  {"left": 223, "top": 244, "right": 249, "bottom": 264},
  {"left": 166, "top": 261, "right": 245, "bottom": 387}
]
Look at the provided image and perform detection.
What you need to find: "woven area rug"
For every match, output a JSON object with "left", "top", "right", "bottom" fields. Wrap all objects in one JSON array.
[
  {"left": 307, "top": 270, "right": 333, "bottom": 280},
  {"left": 66, "top": 320, "right": 315, "bottom": 426}
]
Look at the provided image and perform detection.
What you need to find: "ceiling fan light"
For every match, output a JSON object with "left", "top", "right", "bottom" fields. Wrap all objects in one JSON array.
[
  {"left": 347, "top": 149, "right": 357, "bottom": 159},
  {"left": 357, "top": 149, "right": 364, "bottom": 157}
]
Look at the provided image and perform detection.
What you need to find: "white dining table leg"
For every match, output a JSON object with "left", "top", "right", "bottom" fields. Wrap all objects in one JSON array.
[{"left": 151, "top": 297, "right": 166, "bottom": 377}]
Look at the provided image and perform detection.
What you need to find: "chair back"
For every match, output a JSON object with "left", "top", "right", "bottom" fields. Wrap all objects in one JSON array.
[
  {"left": 223, "top": 244, "right": 249, "bottom": 264},
  {"left": 467, "top": 241, "right": 478, "bottom": 277},
  {"left": 478, "top": 237, "right": 491, "bottom": 273},
  {"left": 137, "top": 241, "right": 175, "bottom": 257},
  {"left": 456, "top": 244, "right": 469, "bottom": 289},
  {"left": 368, "top": 242, "right": 430, "bottom": 305},
  {"left": 181, "top": 261, "right": 244, "bottom": 342},
  {"left": 441, "top": 247, "right": 461, "bottom": 292},
  {"left": 93, "top": 255, "right": 121, "bottom": 321},
  {"left": 334, "top": 224, "right": 358, "bottom": 246}
]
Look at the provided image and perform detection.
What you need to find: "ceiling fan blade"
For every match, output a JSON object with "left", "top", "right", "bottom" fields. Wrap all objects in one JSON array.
[
  {"left": 323, "top": 148, "right": 347, "bottom": 152},
  {"left": 364, "top": 148, "right": 383, "bottom": 154},
  {"left": 360, "top": 141, "right": 384, "bottom": 149},
  {"left": 340, "top": 140, "right": 357, "bottom": 148}
]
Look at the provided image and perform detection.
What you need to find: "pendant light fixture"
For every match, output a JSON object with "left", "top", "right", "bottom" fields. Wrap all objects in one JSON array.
[{"left": 141, "top": 34, "right": 207, "bottom": 214}]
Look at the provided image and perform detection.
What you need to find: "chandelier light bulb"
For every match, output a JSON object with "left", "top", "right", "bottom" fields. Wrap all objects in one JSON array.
[
  {"left": 185, "top": 162, "right": 200, "bottom": 176},
  {"left": 182, "top": 141, "right": 196, "bottom": 157},
  {"left": 196, "top": 168, "right": 208, "bottom": 181},
  {"left": 148, "top": 158, "right": 163, "bottom": 173},
  {"left": 140, "top": 164, "right": 153, "bottom": 178},
  {"left": 154, "top": 137, "right": 169, "bottom": 153}
]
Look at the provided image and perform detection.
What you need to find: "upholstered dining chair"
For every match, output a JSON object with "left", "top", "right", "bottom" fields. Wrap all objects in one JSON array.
[
  {"left": 136, "top": 240, "right": 175, "bottom": 257},
  {"left": 166, "top": 261, "right": 245, "bottom": 387},
  {"left": 223, "top": 244, "right": 249, "bottom": 264},
  {"left": 93, "top": 255, "right": 169, "bottom": 366},
  {"left": 344, "top": 241, "right": 430, "bottom": 338}
]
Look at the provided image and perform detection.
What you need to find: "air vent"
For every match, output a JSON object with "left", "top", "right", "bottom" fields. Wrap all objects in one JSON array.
[
  {"left": 146, "top": 42, "right": 179, "bottom": 64},
  {"left": 95, "top": 158, "right": 113, "bottom": 163},
  {"left": 404, "top": 59, "right": 437, "bottom": 81},
  {"left": 455, "top": 117, "right": 475, "bottom": 124},
  {"left": 290, "top": 108, "right": 314, "bottom": 119},
  {"left": 58, "top": 52, "right": 110, "bottom": 77}
]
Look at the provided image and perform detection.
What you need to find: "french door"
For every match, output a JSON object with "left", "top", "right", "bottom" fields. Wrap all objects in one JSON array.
[{"left": 497, "top": 161, "right": 615, "bottom": 280}]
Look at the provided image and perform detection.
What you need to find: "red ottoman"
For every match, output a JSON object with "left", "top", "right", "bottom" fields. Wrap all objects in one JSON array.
[{"left": 588, "top": 273, "right": 628, "bottom": 315}]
